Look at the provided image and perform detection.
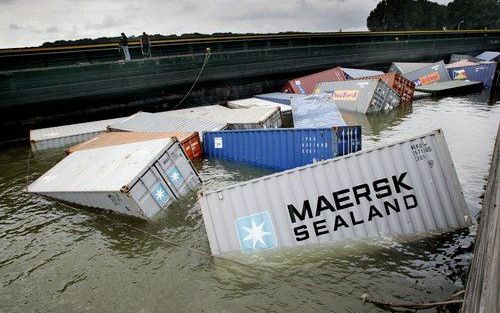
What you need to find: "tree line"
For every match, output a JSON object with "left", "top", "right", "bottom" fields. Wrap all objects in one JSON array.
[{"left": 367, "top": 0, "right": 500, "bottom": 31}]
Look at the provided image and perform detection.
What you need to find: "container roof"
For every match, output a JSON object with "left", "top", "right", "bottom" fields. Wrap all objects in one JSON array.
[
  {"left": 227, "top": 98, "right": 291, "bottom": 112},
  {"left": 476, "top": 51, "right": 500, "bottom": 61},
  {"left": 28, "top": 138, "right": 174, "bottom": 192},
  {"left": 30, "top": 117, "right": 126, "bottom": 142},
  {"left": 341, "top": 67, "right": 384, "bottom": 78},
  {"left": 391, "top": 62, "right": 433, "bottom": 74}
]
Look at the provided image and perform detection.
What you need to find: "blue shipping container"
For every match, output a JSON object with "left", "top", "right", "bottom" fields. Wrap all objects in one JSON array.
[
  {"left": 254, "top": 93, "right": 298, "bottom": 105},
  {"left": 291, "top": 94, "right": 346, "bottom": 127},
  {"left": 203, "top": 127, "right": 362, "bottom": 171},
  {"left": 447, "top": 62, "right": 497, "bottom": 89}
]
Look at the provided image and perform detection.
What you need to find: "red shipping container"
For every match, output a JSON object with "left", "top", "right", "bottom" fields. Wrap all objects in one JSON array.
[
  {"left": 354, "top": 72, "right": 415, "bottom": 105},
  {"left": 283, "top": 67, "right": 346, "bottom": 94},
  {"left": 66, "top": 131, "right": 203, "bottom": 160}
]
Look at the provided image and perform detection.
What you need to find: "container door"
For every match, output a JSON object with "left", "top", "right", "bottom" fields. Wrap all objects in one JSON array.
[
  {"left": 157, "top": 141, "right": 200, "bottom": 196},
  {"left": 128, "top": 167, "right": 177, "bottom": 219},
  {"left": 333, "top": 126, "right": 362, "bottom": 157}
]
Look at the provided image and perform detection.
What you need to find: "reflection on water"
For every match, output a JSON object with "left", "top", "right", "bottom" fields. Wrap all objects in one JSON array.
[{"left": 0, "top": 93, "right": 498, "bottom": 313}]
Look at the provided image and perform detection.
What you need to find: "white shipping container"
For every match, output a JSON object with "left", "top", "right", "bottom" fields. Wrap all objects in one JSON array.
[
  {"left": 227, "top": 98, "right": 292, "bottom": 113},
  {"left": 164, "top": 105, "right": 282, "bottom": 130},
  {"left": 28, "top": 138, "right": 201, "bottom": 219},
  {"left": 199, "top": 129, "right": 472, "bottom": 256},
  {"left": 30, "top": 117, "right": 126, "bottom": 151}
]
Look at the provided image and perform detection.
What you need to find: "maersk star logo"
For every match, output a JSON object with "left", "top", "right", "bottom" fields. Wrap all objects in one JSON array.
[
  {"left": 151, "top": 183, "right": 169, "bottom": 208},
  {"left": 235, "top": 211, "right": 277, "bottom": 253},
  {"left": 167, "top": 167, "right": 183, "bottom": 188}
]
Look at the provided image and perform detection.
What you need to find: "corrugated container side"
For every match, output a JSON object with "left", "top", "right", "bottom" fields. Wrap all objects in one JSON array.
[
  {"left": 353, "top": 72, "right": 415, "bottom": 105},
  {"left": 30, "top": 116, "right": 126, "bottom": 151},
  {"left": 203, "top": 127, "right": 361, "bottom": 171},
  {"left": 291, "top": 95, "right": 346, "bottom": 127},
  {"left": 28, "top": 138, "right": 201, "bottom": 219},
  {"left": 402, "top": 61, "right": 451, "bottom": 87},
  {"left": 446, "top": 62, "right": 497, "bottom": 89},
  {"left": 389, "top": 62, "right": 433, "bottom": 75},
  {"left": 315, "top": 79, "right": 401, "bottom": 113},
  {"left": 199, "top": 129, "right": 472, "bottom": 256},
  {"left": 476, "top": 51, "right": 500, "bottom": 62},
  {"left": 283, "top": 67, "right": 346, "bottom": 94}
]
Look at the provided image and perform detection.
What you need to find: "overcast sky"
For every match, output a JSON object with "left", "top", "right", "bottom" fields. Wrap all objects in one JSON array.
[{"left": 0, "top": 0, "right": 452, "bottom": 48}]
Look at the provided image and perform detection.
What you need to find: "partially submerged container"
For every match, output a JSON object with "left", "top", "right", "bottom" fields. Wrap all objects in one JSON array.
[
  {"left": 476, "top": 51, "right": 500, "bottom": 62},
  {"left": 449, "top": 54, "right": 482, "bottom": 63},
  {"left": 107, "top": 112, "right": 228, "bottom": 134},
  {"left": 282, "top": 67, "right": 346, "bottom": 94},
  {"left": 66, "top": 131, "right": 203, "bottom": 160},
  {"left": 254, "top": 92, "right": 300, "bottom": 105},
  {"left": 199, "top": 129, "right": 472, "bottom": 256},
  {"left": 314, "top": 79, "right": 401, "bottom": 113},
  {"left": 30, "top": 117, "right": 126, "bottom": 151},
  {"left": 400, "top": 61, "right": 451, "bottom": 87},
  {"left": 290, "top": 94, "right": 346, "bottom": 127},
  {"left": 389, "top": 62, "right": 433, "bottom": 74},
  {"left": 341, "top": 67, "right": 385, "bottom": 79},
  {"left": 203, "top": 127, "right": 361, "bottom": 171},
  {"left": 446, "top": 60, "right": 497, "bottom": 89},
  {"left": 415, "top": 80, "right": 483, "bottom": 96},
  {"left": 164, "top": 105, "right": 282, "bottom": 130},
  {"left": 226, "top": 98, "right": 292, "bottom": 127},
  {"left": 354, "top": 72, "right": 415, "bottom": 105},
  {"left": 28, "top": 138, "right": 202, "bottom": 219}
]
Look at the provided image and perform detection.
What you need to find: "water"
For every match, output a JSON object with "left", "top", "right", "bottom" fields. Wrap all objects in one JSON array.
[{"left": 1, "top": 94, "right": 499, "bottom": 313}]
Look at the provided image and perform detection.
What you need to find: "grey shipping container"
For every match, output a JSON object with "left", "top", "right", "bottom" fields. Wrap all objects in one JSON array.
[
  {"left": 161, "top": 105, "right": 282, "bottom": 130},
  {"left": 199, "top": 129, "right": 472, "bottom": 256},
  {"left": 401, "top": 61, "right": 451, "bottom": 87},
  {"left": 226, "top": 98, "right": 292, "bottom": 127},
  {"left": 389, "top": 62, "right": 433, "bottom": 74},
  {"left": 28, "top": 138, "right": 201, "bottom": 219},
  {"left": 107, "top": 112, "right": 228, "bottom": 134},
  {"left": 314, "top": 79, "right": 401, "bottom": 113},
  {"left": 341, "top": 67, "right": 385, "bottom": 79},
  {"left": 30, "top": 117, "right": 126, "bottom": 151},
  {"left": 254, "top": 92, "right": 300, "bottom": 105},
  {"left": 290, "top": 94, "right": 346, "bottom": 127}
]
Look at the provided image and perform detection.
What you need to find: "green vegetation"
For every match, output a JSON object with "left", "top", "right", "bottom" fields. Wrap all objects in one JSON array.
[
  {"left": 40, "top": 32, "right": 305, "bottom": 47},
  {"left": 367, "top": 0, "right": 500, "bottom": 31}
]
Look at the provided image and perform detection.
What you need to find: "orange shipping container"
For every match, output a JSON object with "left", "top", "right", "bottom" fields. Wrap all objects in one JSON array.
[
  {"left": 66, "top": 132, "right": 203, "bottom": 160},
  {"left": 355, "top": 72, "right": 415, "bottom": 105}
]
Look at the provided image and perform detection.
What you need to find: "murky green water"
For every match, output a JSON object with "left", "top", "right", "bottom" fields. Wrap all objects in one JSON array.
[{"left": 1, "top": 94, "right": 499, "bottom": 313}]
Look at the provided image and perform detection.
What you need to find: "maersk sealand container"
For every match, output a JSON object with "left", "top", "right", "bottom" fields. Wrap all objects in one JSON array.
[
  {"left": 446, "top": 61, "right": 497, "bottom": 89},
  {"left": 203, "top": 127, "right": 361, "bottom": 171}
]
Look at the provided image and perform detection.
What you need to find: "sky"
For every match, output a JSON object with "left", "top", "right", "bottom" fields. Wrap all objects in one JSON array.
[{"left": 0, "top": 0, "right": 452, "bottom": 48}]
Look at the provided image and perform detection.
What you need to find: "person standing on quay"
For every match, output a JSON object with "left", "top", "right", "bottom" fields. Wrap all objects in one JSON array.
[
  {"left": 119, "top": 33, "right": 131, "bottom": 61},
  {"left": 141, "top": 32, "right": 152, "bottom": 58}
]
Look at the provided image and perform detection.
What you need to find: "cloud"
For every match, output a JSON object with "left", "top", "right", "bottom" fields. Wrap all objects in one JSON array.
[
  {"left": 0, "top": 0, "right": 454, "bottom": 48},
  {"left": 46, "top": 26, "right": 58, "bottom": 33},
  {"left": 8, "top": 23, "right": 21, "bottom": 30}
]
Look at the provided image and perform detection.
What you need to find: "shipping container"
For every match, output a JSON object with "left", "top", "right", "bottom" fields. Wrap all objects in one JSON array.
[
  {"left": 353, "top": 72, "right": 415, "bottom": 105},
  {"left": 314, "top": 79, "right": 401, "bottom": 113},
  {"left": 226, "top": 98, "right": 292, "bottom": 127},
  {"left": 476, "top": 51, "right": 500, "bottom": 62},
  {"left": 446, "top": 61, "right": 497, "bottom": 89},
  {"left": 66, "top": 131, "right": 203, "bottom": 160},
  {"left": 107, "top": 112, "right": 228, "bottom": 134},
  {"left": 163, "top": 105, "right": 282, "bottom": 130},
  {"left": 254, "top": 92, "right": 300, "bottom": 105},
  {"left": 30, "top": 117, "right": 126, "bottom": 151},
  {"left": 413, "top": 91, "right": 432, "bottom": 99},
  {"left": 203, "top": 127, "right": 361, "bottom": 171},
  {"left": 28, "top": 138, "right": 202, "bottom": 219},
  {"left": 415, "top": 80, "right": 483, "bottom": 96},
  {"left": 290, "top": 94, "right": 346, "bottom": 127},
  {"left": 400, "top": 61, "right": 451, "bottom": 87},
  {"left": 389, "top": 62, "right": 433, "bottom": 74},
  {"left": 282, "top": 67, "right": 346, "bottom": 94},
  {"left": 341, "top": 67, "right": 385, "bottom": 79},
  {"left": 199, "top": 129, "right": 472, "bottom": 256},
  {"left": 449, "top": 54, "right": 482, "bottom": 63}
]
